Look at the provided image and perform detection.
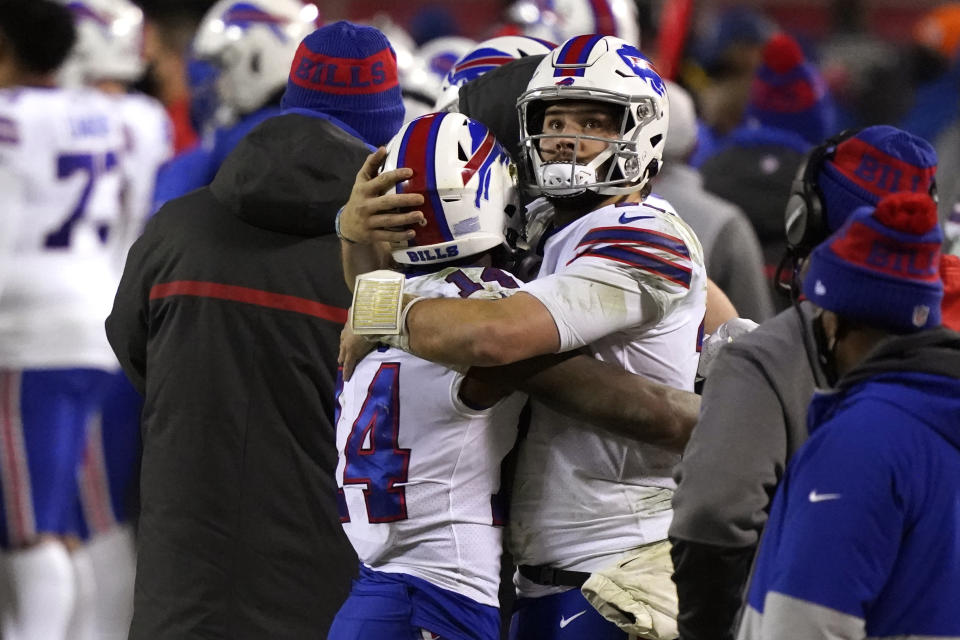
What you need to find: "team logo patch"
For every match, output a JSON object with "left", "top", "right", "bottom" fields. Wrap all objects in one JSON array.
[
  {"left": 912, "top": 304, "right": 930, "bottom": 327},
  {"left": 555, "top": 77, "right": 575, "bottom": 86},
  {"left": 616, "top": 44, "right": 666, "bottom": 96}
]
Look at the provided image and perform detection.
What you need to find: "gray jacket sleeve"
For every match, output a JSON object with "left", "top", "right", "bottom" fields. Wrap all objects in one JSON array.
[
  {"left": 669, "top": 341, "right": 788, "bottom": 640},
  {"left": 670, "top": 307, "right": 819, "bottom": 640},
  {"left": 672, "top": 306, "right": 818, "bottom": 547},
  {"left": 671, "top": 339, "right": 788, "bottom": 548}
]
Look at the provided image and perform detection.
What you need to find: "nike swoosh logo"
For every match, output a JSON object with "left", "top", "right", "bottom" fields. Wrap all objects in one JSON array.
[
  {"left": 618, "top": 213, "right": 655, "bottom": 224},
  {"left": 808, "top": 489, "right": 842, "bottom": 503},
  {"left": 559, "top": 610, "right": 587, "bottom": 628}
]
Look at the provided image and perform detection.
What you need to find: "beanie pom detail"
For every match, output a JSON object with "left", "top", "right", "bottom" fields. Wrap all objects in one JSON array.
[
  {"left": 762, "top": 33, "right": 804, "bottom": 73},
  {"left": 873, "top": 192, "right": 939, "bottom": 234}
]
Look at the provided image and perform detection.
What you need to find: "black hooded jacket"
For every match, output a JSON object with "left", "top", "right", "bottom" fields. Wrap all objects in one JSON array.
[{"left": 107, "top": 113, "right": 369, "bottom": 639}]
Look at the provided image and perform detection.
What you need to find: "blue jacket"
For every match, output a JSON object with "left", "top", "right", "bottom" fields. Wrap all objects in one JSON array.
[
  {"left": 152, "top": 105, "right": 283, "bottom": 212},
  {"left": 739, "top": 328, "right": 960, "bottom": 640}
]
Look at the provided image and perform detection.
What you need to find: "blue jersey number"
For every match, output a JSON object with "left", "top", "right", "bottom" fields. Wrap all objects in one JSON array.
[
  {"left": 341, "top": 363, "right": 411, "bottom": 523},
  {"left": 445, "top": 267, "right": 520, "bottom": 298},
  {"left": 44, "top": 151, "right": 118, "bottom": 248}
]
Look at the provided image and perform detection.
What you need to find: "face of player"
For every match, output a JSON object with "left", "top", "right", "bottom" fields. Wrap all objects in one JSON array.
[{"left": 538, "top": 100, "right": 621, "bottom": 165}]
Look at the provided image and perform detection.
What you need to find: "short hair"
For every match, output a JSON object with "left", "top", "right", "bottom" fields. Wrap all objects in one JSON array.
[{"left": 0, "top": 0, "right": 77, "bottom": 76}]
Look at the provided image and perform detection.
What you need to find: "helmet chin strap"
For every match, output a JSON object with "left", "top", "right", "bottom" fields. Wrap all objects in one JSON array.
[{"left": 539, "top": 162, "right": 597, "bottom": 196}]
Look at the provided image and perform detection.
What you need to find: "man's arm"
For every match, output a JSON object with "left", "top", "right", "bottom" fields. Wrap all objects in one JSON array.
[
  {"left": 705, "top": 278, "right": 738, "bottom": 333},
  {"left": 669, "top": 341, "right": 788, "bottom": 640},
  {"left": 405, "top": 292, "right": 561, "bottom": 367},
  {"left": 469, "top": 352, "right": 700, "bottom": 451}
]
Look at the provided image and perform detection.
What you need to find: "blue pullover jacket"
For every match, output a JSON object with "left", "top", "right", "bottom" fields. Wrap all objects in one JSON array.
[{"left": 739, "top": 328, "right": 960, "bottom": 640}]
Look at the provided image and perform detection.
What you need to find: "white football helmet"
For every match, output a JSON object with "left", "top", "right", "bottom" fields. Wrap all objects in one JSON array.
[
  {"left": 517, "top": 34, "right": 669, "bottom": 198},
  {"left": 58, "top": 0, "right": 146, "bottom": 86},
  {"left": 192, "top": 0, "right": 320, "bottom": 120},
  {"left": 507, "top": 0, "right": 639, "bottom": 47},
  {"left": 404, "top": 36, "right": 475, "bottom": 107},
  {"left": 382, "top": 112, "right": 523, "bottom": 266},
  {"left": 434, "top": 34, "right": 557, "bottom": 112}
]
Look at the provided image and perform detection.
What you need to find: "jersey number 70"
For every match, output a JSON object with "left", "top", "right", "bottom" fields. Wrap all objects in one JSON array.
[{"left": 337, "top": 363, "right": 411, "bottom": 523}]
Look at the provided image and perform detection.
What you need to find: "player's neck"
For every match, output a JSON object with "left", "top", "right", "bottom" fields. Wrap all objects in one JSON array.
[
  {"left": 95, "top": 80, "right": 128, "bottom": 95},
  {"left": 552, "top": 190, "right": 643, "bottom": 226}
]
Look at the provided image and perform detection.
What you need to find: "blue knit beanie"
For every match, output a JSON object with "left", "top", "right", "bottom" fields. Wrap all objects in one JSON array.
[
  {"left": 817, "top": 125, "right": 937, "bottom": 234},
  {"left": 803, "top": 192, "right": 943, "bottom": 333},
  {"left": 747, "top": 33, "right": 835, "bottom": 146},
  {"left": 282, "top": 21, "right": 404, "bottom": 147}
]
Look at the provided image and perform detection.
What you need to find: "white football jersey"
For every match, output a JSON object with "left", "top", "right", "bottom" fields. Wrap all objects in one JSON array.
[
  {"left": 509, "top": 195, "right": 708, "bottom": 592},
  {"left": 112, "top": 92, "right": 173, "bottom": 270},
  {"left": 336, "top": 266, "right": 527, "bottom": 607},
  {"left": 0, "top": 87, "right": 126, "bottom": 369}
]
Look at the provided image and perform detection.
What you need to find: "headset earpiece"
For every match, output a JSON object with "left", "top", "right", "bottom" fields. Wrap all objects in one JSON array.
[{"left": 783, "top": 128, "right": 862, "bottom": 255}]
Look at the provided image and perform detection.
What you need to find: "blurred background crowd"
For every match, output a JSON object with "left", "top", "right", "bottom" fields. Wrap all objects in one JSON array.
[{"left": 140, "top": 0, "right": 960, "bottom": 300}]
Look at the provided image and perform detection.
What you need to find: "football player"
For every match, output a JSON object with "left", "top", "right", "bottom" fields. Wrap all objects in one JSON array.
[
  {"left": 341, "top": 35, "right": 705, "bottom": 639},
  {"left": 330, "top": 112, "right": 527, "bottom": 640},
  {"left": 0, "top": 1, "right": 127, "bottom": 637},
  {"left": 58, "top": 2, "right": 174, "bottom": 634}
]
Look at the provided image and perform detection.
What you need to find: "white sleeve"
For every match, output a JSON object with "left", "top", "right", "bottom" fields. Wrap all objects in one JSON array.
[{"left": 520, "top": 230, "right": 696, "bottom": 352}]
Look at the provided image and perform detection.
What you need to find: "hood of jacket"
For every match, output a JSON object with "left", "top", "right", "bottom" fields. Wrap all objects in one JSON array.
[
  {"left": 209, "top": 112, "right": 371, "bottom": 237},
  {"left": 810, "top": 328, "right": 960, "bottom": 451}
]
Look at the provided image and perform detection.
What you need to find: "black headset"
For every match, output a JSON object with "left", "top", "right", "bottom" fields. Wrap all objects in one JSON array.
[{"left": 783, "top": 129, "right": 862, "bottom": 255}]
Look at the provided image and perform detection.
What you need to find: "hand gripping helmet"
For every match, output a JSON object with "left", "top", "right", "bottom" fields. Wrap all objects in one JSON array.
[
  {"left": 517, "top": 34, "right": 669, "bottom": 198},
  {"left": 192, "top": 0, "right": 320, "bottom": 120},
  {"left": 382, "top": 112, "right": 524, "bottom": 266},
  {"left": 434, "top": 35, "right": 557, "bottom": 112},
  {"left": 507, "top": 0, "right": 640, "bottom": 47},
  {"left": 58, "top": 0, "right": 146, "bottom": 86}
]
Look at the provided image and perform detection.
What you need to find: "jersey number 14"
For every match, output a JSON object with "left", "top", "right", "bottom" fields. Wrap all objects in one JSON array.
[{"left": 337, "top": 363, "right": 411, "bottom": 523}]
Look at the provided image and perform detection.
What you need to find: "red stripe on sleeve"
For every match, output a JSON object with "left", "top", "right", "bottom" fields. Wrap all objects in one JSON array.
[{"left": 149, "top": 281, "right": 349, "bottom": 324}]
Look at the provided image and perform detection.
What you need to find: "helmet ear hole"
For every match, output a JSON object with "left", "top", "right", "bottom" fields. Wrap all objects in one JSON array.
[
  {"left": 250, "top": 52, "right": 261, "bottom": 74},
  {"left": 458, "top": 144, "right": 468, "bottom": 162},
  {"left": 646, "top": 159, "right": 660, "bottom": 179}
]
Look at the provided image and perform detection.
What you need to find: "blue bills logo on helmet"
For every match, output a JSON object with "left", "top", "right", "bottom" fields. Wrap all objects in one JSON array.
[{"left": 616, "top": 44, "right": 665, "bottom": 96}]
